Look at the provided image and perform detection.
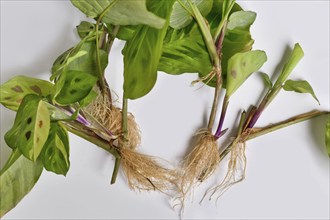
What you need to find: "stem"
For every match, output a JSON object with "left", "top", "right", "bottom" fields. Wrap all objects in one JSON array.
[
  {"left": 247, "top": 85, "right": 281, "bottom": 128},
  {"left": 187, "top": 0, "right": 219, "bottom": 68},
  {"left": 64, "top": 121, "right": 122, "bottom": 183},
  {"left": 95, "top": 0, "right": 118, "bottom": 94},
  {"left": 245, "top": 110, "right": 329, "bottom": 140},
  {"left": 213, "top": 0, "right": 235, "bottom": 41},
  {"left": 121, "top": 98, "right": 128, "bottom": 142},
  {"left": 219, "top": 110, "right": 329, "bottom": 160},
  {"left": 208, "top": 68, "right": 222, "bottom": 131},
  {"left": 63, "top": 121, "right": 120, "bottom": 158},
  {"left": 207, "top": 22, "right": 227, "bottom": 131},
  {"left": 219, "top": 110, "right": 246, "bottom": 160},
  {"left": 107, "top": 25, "right": 120, "bottom": 54},
  {"left": 111, "top": 157, "right": 121, "bottom": 184},
  {"left": 214, "top": 95, "right": 229, "bottom": 139}
]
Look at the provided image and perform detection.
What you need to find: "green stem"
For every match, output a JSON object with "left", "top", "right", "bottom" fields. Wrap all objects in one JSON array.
[
  {"left": 111, "top": 157, "right": 121, "bottom": 184},
  {"left": 95, "top": 0, "right": 118, "bottom": 94},
  {"left": 246, "top": 110, "right": 329, "bottom": 140},
  {"left": 187, "top": 0, "right": 219, "bottom": 68},
  {"left": 213, "top": 0, "right": 235, "bottom": 41},
  {"left": 219, "top": 110, "right": 246, "bottom": 160},
  {"left": 63, "top": 121, "right": 120, "bottom": 158},
  {"left": 220, "top": 110, "right": 329, "bottom": 160},
  {"left": 107, "top": 25, "right": 120, "bottom": 54}
]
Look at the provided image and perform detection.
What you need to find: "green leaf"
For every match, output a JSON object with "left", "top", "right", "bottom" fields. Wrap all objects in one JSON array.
[
  {"left": 0, "top": 149, "right": 43, "bottom": 217},
  {"left": 274, "top": 43, "right": 304, "bottom": 87},
  {"left": 170, "top": 0, "right": 213, "bottom": 29},
  {"left": 76, "top": 21, "right": 95, "bottom": 39},
  {"left": 5, "top": 94, "right": 51, "bottom": 161},
  {"left": 326, "top": 118, "right": 330, "bottom": 157},
  {"left": 54, "top": 70, "right": 98, "bottom": 105},
  {"left": 226, "top": 50, "right": 267, "bottom": 97},
  {"left": 283, "top": 79, "right": 320, "bottom": 104},
  {"left": 159, "top": 22, "right": 211, "bottom": 75},
  {"left": 51, "top": 32, "right": 107, "bottom": 82},
  {"left": 79, "top": 89, "right": 98, "bottom": 108},
  {"left": 227, "top": 11, "right": 256, "bottom": 30},
  {"left": 0, "top": 75, "right": 53, "bottom": 111},
  {"left": 123, "top": 0, "right": 175, "bottom": 99},
  {"left": 158, "top": 35, "right": 212, "bottom": 75},
  {"left": 66, "top": 42, "right": 108, "bottom": 77},
  {"left": 259, "top": 72, "right": 273, "bottom": 88},
  {"left": 41, "top": 122, "right": 70, "bottom": 176},
  {"left": 71, "top": 0, "right": 165, "bottom": 29},
  {"left": 116, "top": 25, "right": 138, "bottom": 41},
  {"left": 160, "top": 2, "right": 255, "bottom": 87}
]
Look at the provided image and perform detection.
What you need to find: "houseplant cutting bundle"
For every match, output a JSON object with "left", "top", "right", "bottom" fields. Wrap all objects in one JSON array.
[{"left": 0, "top": 0, "right": 329, "bottom": 218}]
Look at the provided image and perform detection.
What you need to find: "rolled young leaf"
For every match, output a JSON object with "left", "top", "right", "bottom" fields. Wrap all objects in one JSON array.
[
  {"left": 0, "top": 75, "right": 53, "bottom": 111},
  {"left": 0, "top": 149, "right": 43, "bottom": 217},
  {"left": 283, "top": 79, "right": 320, "bottom": 104},
  {"left": 5, "top": 94, "right": 51, "bottom": 161},
  {"left": 123, "top": 0, "right": 175, "bottom": 99},
  {"left": 259, "top": 72, "right": 273, "bottom": 89},
  {"left": 226, "top": 50, "right": 267, "bottom": 97},
  {"left": 71, "top": 0, "right": 165, "bottom": 29},
  {"left": 273, "top": 43, "right": 304, "bottom": 88}
]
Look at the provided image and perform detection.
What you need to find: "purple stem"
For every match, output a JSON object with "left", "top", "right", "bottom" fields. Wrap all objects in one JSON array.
[
  {"left": 68, "top": 106, "right": 91, "bottom": 126},
  {"left": 214, "top": 95, "right": 229, "bottom": 139}
]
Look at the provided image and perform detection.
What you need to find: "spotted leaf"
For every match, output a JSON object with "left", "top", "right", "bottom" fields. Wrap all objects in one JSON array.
[
  {"left": 54, "top": 70, "right": 98, "bottom": 105},
  {"left": 0, "top": 75, "right": 53, "bottom": 111},
  {"left": 5, "top": 94, "right": 51, "bottom": 161},
  {"left": 41, "top": 122, "right": 70, "bottom": 176},
  {"left": 226, "top": 50, "right": 267, "bottom": 97}
]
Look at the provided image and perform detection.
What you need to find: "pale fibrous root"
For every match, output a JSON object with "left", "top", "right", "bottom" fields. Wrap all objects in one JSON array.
[
  {"left": 86, "top": 88, "right": 176, "bottom": 192},
  {"left": 177, "top": 130, "right": 220, "bottom": 206},
  {"left": 202, "top": 141, "right": 247, "bottom": 204},
  {"left": 84, "top": 89, "right": 141, "bottom": 149},
  {"left": 120, "top": 148, "right": 177, "bottom": 192}
]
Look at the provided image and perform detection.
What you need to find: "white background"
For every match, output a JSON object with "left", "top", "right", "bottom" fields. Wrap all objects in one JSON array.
[{"left": 1, "top": 1, "right": 329, "bottom": 219}]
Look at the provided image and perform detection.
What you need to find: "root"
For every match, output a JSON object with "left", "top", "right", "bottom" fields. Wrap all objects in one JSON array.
[
  {"left": 202, "top": 141, "right": 247, "bottom": 204},
  {"left": 120, "top": 148, "right": 177, "bottom": 192},
  {"left": 177, "top": 130, "right": 220, "bottom": 208},
  {"left": 85, "top": 90, "right": 141, "bottom": 149}
]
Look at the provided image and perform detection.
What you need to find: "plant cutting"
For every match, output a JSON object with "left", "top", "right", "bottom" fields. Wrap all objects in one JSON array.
[{"left": 0, "top": 0, "right": 329, "bottom": 218}]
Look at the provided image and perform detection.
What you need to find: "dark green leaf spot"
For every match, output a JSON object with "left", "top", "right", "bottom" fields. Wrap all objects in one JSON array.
[
  {"left": 74, "top": 78, "right": 81, "bottom": 83},
  {"left": 27, "top": 117, "right": 32, "bottom": 124},
  {"left": 11, "top": 86, "right": 24, "bottom": 93},
  {"left": 4, "top": 97, "right": 11, "bottom": 100},
  {"left": 70, "top": 89, "right": 77, "bottom": 95},
  {"left": 25, "top": 131, "right": 31, "bottom": 140},
  {"left": 38, "top": 120, "right": 43, "bottom": 128}
]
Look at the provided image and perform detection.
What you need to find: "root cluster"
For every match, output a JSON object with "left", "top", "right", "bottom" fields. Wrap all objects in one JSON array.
[
  {"left": 179, "top": 130, "right": 220, "bottom": 200},
  {"left": 85, "top": 90, "right": 248, "bottom": 210}
]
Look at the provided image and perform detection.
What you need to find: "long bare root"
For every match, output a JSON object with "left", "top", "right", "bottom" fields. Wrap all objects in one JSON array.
[
  {"left": 120, "top": 148, "right": 177, "bottom": 192},
  {"left": 202, "top": 141, "right": 247, "bottom": 203}
]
